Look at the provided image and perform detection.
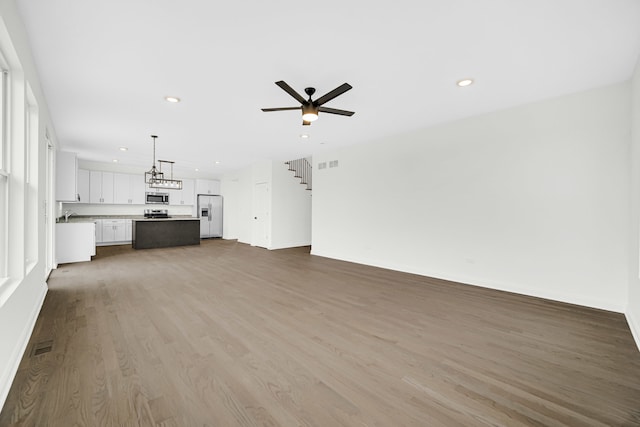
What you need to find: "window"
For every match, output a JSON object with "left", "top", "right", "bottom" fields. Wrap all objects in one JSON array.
[
  {"left": 25, "top": 83, "right": 38, "bottom": 268},
  {"left": 0, "top": 67, "right": 6, "bottom": 174},
  {"left": 0, "top": 65, "right": 8, "bottom": 280}
]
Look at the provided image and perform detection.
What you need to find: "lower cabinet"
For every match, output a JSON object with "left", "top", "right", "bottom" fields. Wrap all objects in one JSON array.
[
  {"left": 56, "top": 222, "right": 96, "bottom": 264},
  {"left": 95, "top": 219, "right": 133, "bottom": 246}
]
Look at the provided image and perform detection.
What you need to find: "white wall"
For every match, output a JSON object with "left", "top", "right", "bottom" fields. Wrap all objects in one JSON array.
[
  {"left": 313, "top": 82, "right": 631, "bottom": 313},
  {"left": 222, "top": 161, "right": 270, "bottom": 245},
  {"left": 220, "top": 177, "right": 239, "bottom": 239},
  {"left": 222, "top": 159, "right": 312, "bottom": 249},
  {"left": 271, "top": 161, "right": 312, "bottom": 249},
  {"left": 628, "top": 57, "right": 640, "bottom": 350},
  {"left": 0, "top": 1, "right": 55, "bottom": 409}
]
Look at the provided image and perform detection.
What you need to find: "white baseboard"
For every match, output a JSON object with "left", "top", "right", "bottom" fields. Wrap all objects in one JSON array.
[
  {"left": 269, "top": 241, "right": 312, "bottom": 250},
  {"left": 0, "top": 283, "right": 47, "bottom": 411},
  {"left": 626, "top": 308, "right": 640, "bottom": 352},
  {"left": 310, "top": 249, "right": 625, "bottom": 313}
]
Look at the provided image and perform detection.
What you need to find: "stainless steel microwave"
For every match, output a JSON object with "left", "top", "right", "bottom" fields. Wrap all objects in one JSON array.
[{"left": 145, "top": 192, "right": 169, "bottom": 204}]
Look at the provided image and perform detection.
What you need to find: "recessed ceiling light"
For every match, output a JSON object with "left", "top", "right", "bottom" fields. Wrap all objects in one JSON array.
[
  {"left": 165, "top": 96, "right": 181, "bottom": 103},
  {"left": 300, "top": 134, "right": 309, "bottom": 139},
  {"left": 214, "top": 161, "right": 220, "bottom": 164},
  {"left": 456, "top": 78, "right": 474, "bottom": 87},
  {"left": 112, "top": 159, "right": 118, "bottom": 163},
  {"left": 194, "top": 168, "right": 199, "bottom": 172},
  {"left": 119, "top": 147, "right": 128, "bottom": 151}
]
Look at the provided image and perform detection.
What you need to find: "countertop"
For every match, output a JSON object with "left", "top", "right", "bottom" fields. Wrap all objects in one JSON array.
[
  {"left": 132, "top": 217, "right": 200, "bottom": 222},
  {"left": 57, "top": 215, "right": 197, "bottom": 223}
]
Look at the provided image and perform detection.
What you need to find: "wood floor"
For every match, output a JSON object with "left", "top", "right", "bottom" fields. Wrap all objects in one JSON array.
[{"left": 2, "top": 240, "right": 640, "bottom": 426}]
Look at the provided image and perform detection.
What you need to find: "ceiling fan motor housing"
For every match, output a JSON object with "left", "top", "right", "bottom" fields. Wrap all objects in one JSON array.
[{"left": 304, "top": 87, "right": 316, "bottom": 99}]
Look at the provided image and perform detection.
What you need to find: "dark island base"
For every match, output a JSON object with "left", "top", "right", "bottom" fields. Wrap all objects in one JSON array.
[{"left": 132, "top": 219, "right": 200, "bottom": 249}]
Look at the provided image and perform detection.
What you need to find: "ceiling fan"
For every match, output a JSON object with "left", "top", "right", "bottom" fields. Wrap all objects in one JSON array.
[{"left": 262, "top": 80, "right": 355, "bottom": 126}]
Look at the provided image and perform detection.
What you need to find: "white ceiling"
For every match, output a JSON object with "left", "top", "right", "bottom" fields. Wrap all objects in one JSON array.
[{"left": 16, "top": 0, "right": 640, "bottom": 178}]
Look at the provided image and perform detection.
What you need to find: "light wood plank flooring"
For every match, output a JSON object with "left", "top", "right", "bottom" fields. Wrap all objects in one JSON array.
[{"left": 2, "top": 239, "right": 640, "bottom": 426}]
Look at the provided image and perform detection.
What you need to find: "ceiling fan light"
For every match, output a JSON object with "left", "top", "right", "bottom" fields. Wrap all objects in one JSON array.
[
  {"left": 302, "top": 112, "right": 318, "bottom": 122},
  {"left": 302, "top": 103, "right": 319, "bottom": 122}
]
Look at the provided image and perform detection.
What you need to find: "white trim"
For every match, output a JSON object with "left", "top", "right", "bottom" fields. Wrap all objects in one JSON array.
[
  {"left": 0, "top": 283, "right": 46, "bottom": 410},
  {"left": 310, "top": 249, "right": 626, "bottom": 313},
  {"left": 0, "top": 277, "right": 19, "bottom": 307},
  {"left": 626, "top": 308, "right": 640, "bottom": 353}
]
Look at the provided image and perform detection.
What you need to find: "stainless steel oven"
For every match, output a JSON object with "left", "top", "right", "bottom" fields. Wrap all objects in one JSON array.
[{"left": 145, "top": 192, "right": 169, "bottom": 204}]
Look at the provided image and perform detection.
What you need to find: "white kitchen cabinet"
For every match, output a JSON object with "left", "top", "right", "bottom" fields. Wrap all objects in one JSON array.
[
  {"left": 55, "top": 151, "right": 78, "bottom": 202},
  {"left": 125, "top": 219, "right": 132, "bottom": 241},
  {"left": 94, "top": 219, "right": 103, "bottom": 243},
  {"left": 56, "top": 222, "right": 95, "bottom": 264},
  {"left": 195, "top": 179, "right": 220, "bottom": 195},
  {"left": 95, "top": 218, "right": 132, "bottom": 245},
  {"left": 77, "top": 169, "right": 90, "bottom": 203},
  {"left": 113, "top": 173, "right": 130, "bottom": 204},
  {"left": 172, "top": 178, "right": 194, "bottom": 205},
  {"left": 131, "top": 177, "right": 146, "bottom": 204},
  {"left": 114, "top": 173, "right": 146, "bottom": 205},
  {"left": 100, "top": 219, "right": 127, "bottom": 244},
  {"left": 89, "top": 171, "right": 114, "bottom": 204}
]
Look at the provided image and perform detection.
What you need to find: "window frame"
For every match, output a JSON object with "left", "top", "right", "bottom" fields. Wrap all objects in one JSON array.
[{"left": 0, "top": 58, "right": 9, "bottom": 281}]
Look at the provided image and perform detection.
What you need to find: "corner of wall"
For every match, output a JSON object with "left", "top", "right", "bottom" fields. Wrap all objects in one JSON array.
[
  {"left": 627, "top": 308, "right": 640, "bottom": 352},
  {"left": 628, "top": 53, "right": 640, "bottom": 353}
]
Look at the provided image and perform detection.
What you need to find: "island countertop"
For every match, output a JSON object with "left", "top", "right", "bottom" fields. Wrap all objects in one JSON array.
[{"left": 132, "top": 217, "right": 199, "bottom": 221}]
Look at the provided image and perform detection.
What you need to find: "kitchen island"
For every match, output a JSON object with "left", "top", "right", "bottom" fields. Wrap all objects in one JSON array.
[{"left": 132, "top": 218, "right": 200, "bottom": 249}]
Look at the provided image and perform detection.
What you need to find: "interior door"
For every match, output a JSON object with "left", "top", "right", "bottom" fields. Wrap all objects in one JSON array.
[{"left": 253, "top": 182, "right": 269, "bottom": 248}]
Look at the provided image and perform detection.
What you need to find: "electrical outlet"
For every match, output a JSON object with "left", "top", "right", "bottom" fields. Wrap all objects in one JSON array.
[
  {"left": 318, "top": 162, "right": 327, "bottom": 169},
  {"left": 329, "top": 160, "right": 339, "bottom": 168}
]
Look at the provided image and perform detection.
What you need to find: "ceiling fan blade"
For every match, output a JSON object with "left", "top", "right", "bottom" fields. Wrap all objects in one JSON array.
[
  {"left": 314, "top": 83, "right": 353, "bottom": 106},
  {"left": 302, "top": 120, "right": 311, "bottom": 126},
  {"left": 261, "top": 107, "right": 301, "bottom": 112},
  {"left": 318, "top": 106, "right": 355, "bottom": 116},
  {"left": 275, "top": 81, "right": 306, "bottom": 104}
]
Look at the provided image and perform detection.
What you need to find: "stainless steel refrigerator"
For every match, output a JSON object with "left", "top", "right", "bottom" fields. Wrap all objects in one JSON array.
[{"left": 197, "top": 194, "right": 222, "bottom": 238}]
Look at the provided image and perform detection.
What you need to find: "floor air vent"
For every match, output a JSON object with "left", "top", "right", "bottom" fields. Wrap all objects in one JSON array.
[{"left": 32, "top": 340, "right": 53, "bottom": 356}]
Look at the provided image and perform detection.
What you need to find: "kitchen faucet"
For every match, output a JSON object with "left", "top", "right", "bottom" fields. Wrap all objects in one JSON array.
[{"left": 64, "top": 210, "right": 76, "bottom": 222}]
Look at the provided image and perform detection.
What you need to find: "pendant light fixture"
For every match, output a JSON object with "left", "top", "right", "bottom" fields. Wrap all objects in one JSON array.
[{"left": 144, "top": 135, "right": 183, "bottom": 190}]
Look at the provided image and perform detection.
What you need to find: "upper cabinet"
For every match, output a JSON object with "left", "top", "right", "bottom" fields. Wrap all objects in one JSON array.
[
  {"left": 73, "top": 167, "right": 188, "bottom": 205},
  {"left": 172, "top": 178, "right": 195, "bottom": 205},
  {"left": 114, "top": 173, "right": 146, "bottom": 204},
  {"left": 113, "top": 173, "right": 129, "bottom": 204},
  {"left": 89, "top": 171, "right": 114, "bottom": 204},
  {"left": 77, "top": 169, "right": 90, "bottom": 203},
  {"left": 55, "top": 151, "right": 79, "bottom": 202},
  {"left": 131, "top": 176, "right": 146, "bottom": 204},
  {"left": 195, "top": 179, "right": 220, "bottom": 195}
]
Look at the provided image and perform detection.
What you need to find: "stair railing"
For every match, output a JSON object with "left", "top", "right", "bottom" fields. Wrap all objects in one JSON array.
[{"left": 285, "top": 158, "right": 312, "bottom": 190}]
